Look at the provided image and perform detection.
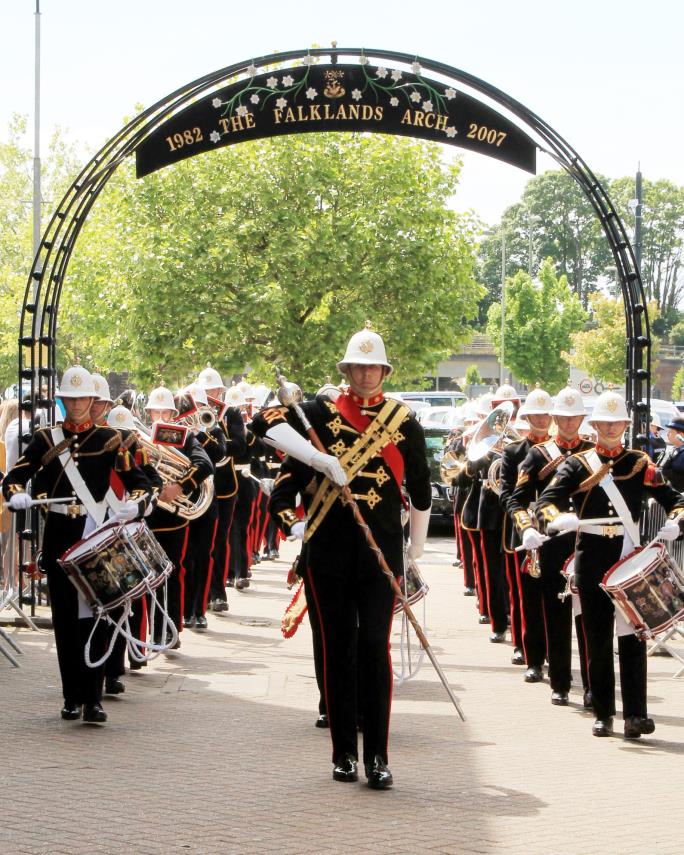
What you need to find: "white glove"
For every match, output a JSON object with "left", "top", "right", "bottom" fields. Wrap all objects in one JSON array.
[
  {"left": 264, "top": 423, "right": 347, "bottom": 486},
  {"left": 260, "top": 478, "right": 275, "bottom": 497},
  {"left": 658, "top": 520, "right": 681, "bottom": 542},
  {"left": 407, "top": 505, "right": 431, "bottom": 560},
  {"left": 548, "top": 512, "right": 580, "bottom": 534},
  {"left": 8, "top": 492, "right": 32, "bottom": 510},
  {"left": 290, "top": 520, "right": 306, "bottom": 540},
  {"left": 114, "top": 500, "right": 140, "bottom": 522},
  {"left": 522, "top": 527, "right": 546, "bottom": 550},
  {"left": 310, "top": 451, "right": 347, "bottom": 487}
]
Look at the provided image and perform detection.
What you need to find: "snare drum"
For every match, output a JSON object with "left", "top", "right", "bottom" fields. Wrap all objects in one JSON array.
[
  {"left": 394, "top": 562, "right": 429, "bottom": 615},
  {"left": 58, "top": 520, "right": 172, "bottom": 612},
  {"left": 601, "top": 544, "right": 684, "bottom": 638}
]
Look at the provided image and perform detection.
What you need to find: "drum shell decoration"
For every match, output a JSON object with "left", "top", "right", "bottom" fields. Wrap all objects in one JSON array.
[
  {"left": 601, "top": 544, "right": 684, "bottom": 639},
  {"left": 58, "top": 521, "right": 172, "bottom": 613}
]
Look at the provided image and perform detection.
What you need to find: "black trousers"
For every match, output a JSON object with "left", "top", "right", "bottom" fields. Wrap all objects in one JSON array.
[
  {"left": 578, "top": 571, "right": 647, "bottom": 720},
  {"left": 538, "top": 537, "right": 574, "bottom": 693},
  {"left": 184, "top": 507, "right": 218, "bottom": 619},
  {"left": 209, "top": 495, "right": 236, "bottom": 601},
  {"left": 302, "top": 572, "right": 327, "bottom": 716},
  {"left": 228, "top": 480, "right": 254, "bottom": 581},
  {"left": 150, "top": 526, "right": 187, "bottom": 641},
  {"left": 307, "top": 528, "right": 399, "bottom": 765},
  {"left": 455, "top": 515, "right": 475, "bottom": 589},
  {"left": 464, "top": 528, "right": 487, "bottom": 617},
  {"left": 46, "top": 562, "right": 106, "bottom": 706},
  {"left": 519, "top": 566, "right": 547, "bottom": 669},
  {"left": 480, "top": 527, "right": 508, "bottom": 634},
  {"left": 504, "top": 551, "right": 522, "bottom": 649}
]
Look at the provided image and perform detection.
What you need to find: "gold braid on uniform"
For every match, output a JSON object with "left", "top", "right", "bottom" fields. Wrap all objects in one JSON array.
[
  {"left": 578, "top": 462, "right": 612, "bottom": 492},
  {"left": 612, "top": 455, "right": 648, "bottom": 480},
  {"left": 41, "top": 434, "right": 75, "bottom": 466}
]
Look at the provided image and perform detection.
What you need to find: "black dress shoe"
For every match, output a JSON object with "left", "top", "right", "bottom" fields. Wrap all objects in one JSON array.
[
  {"left": 61, "top": 702, "right": 82, "bottom": 721},
  {"left": 463, "top": 587, "right": 476, "bottom": 597},
  {"left": 315, "top": 714, "right": 329, "bottom": 729},
  {"left": 332, "top": 754, "right": 358, "bottom": 782},
  {"left": 478, "top": 614, "right": 491, "bottom": 625},
  {"left": 183, "top": 615, "right": 196, "bottom": 629},
  {"left": 235, "top": 578, "right": 250, "bottom": 591},
  {"left": 624, "top": 715, "right": 655, "bottom": 739},
  {"left": 364, "top": 756, "right": 393, "bottom": 790},
  {"left": 511, "top": 648, "right": 525, "bottom": 665},
  {"left": 195, "top": 615, "right": 208, "bottom": 630},
  {"left": 128, "top": 659, "right": 144, "bottom": 671},
  {"left": 592, "top": 717, "right": 613, "bottom": 737},
  {"left": 524, "top": 666, "right": 543, "bottom": 683},
  {"left": 105, "top": 677, "right": 125, "bottom": 695},
  {"left": 211, "top": 598, "right": 229, "bottom": 612},
  {"left": 82, "top": 703, "right": 108, "bottom": 724},
  {"left": 551, "top": 690, "right": 569, "bottom": 706},
  {"left": 489, "top": 631, "right": 506, "bottom": 643},
  {"left": 227, "top": 578, "right": 235, "bottom": 587},
  {"left": 583, "top": 689, "right": 593, "bottom": 710}
]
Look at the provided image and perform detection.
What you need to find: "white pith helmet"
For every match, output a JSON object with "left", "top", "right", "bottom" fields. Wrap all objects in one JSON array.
[
  {"left": 196, "top": 364, "right": 226, "bottom": 391},
  {"left": 185, "top": 383, "right": 208, "bottom": 406},
  {"left": 491, "top": 383, "right": 519, "bottom": 405},
  {"left": 57, "top": 366, "right": 97, "bottom": 399},
  {"left": 588, "top": 391, "right": 629, "bottom": 423},
  {"left": 236, "top": 379, "right": 255, "bottom": 400},
  {"left": 513, "top": 415, "right": 531, "bottom": 432},
  {"left": 252, "top": 384, "right": 272, "bottom": 408},
  {"left": 225, "top": 384, "right": 246, "bottom": 408},
  {"left": 650, "top": 412, "right": 662, "bottom": 428},
  {"left": 91, "top": 373, "right": 113, "bottom": 404},
  {"left": 519, "top": 387, "right": 553, "bottom": 416},
  {"left": 107, "top": 405, "right": 136, "bottom": 431},
  {"left": 552, "top": 387, "right": 586, "bottom": 418},
  {"left": 336, "top": 322, "right": 393, "bottom": 376},
  {"left": 475, "top": 393, "right": 494, "bottom": 416},
  {"left": 145, "top": 385, "right": 178, "bottom": 414}
]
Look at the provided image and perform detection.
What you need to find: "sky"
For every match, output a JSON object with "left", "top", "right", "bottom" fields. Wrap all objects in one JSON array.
[{"left": 1, "top": 0, "right": 683, "bottom": 224}]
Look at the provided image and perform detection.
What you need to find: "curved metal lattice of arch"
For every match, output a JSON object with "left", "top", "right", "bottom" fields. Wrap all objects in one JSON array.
[{"left": 18, "top": 47, "right": 651, "bottom": 444}]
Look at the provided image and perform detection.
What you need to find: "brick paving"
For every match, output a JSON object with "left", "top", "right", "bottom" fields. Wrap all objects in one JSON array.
[{"left": 2, "top": 535, "right": 684, "bottom": 854}]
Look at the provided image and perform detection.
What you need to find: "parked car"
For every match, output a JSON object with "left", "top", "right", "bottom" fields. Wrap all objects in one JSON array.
[
  {"left": 423, "top": 424, "right": 457, "bottom": 532},
  {"left": 393, "top": 390, "right": 467, "bottom": 409},
  {"left": 418, "top": 406, "right": 466, "bottom": 429}
]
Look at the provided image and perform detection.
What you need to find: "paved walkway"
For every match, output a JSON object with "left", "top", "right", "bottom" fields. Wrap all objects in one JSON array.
[{"left": 2, "top": 536, "right": 684, "bottom": 854}]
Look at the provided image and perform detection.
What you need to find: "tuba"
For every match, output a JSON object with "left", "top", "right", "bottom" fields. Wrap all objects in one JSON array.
[
  {"left": 466, "top": 401, "right": 521, "bottom": 463},
  {"left": 134, "top": 419, "right": 214, "bottom": 520}
]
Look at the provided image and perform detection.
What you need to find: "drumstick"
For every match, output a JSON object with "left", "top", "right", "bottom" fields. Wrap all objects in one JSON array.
[{"left": 29, "top": 497, "right": 77, "bottom": 506}]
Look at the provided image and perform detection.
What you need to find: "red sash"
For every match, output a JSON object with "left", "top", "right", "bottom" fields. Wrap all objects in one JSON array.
[{"left": 335, "top": 393, "right": 406, "bottom": 505}]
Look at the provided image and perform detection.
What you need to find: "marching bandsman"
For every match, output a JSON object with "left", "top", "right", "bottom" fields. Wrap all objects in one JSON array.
[
  {"left": 105, "top": 404, "right": 164, "bottom": 681},
  {"left": 499, "top": 387, "right": 553, "bottom": 668},
  {"left": 2, "top": 367, "right": 155, "bottom": 723},
  {"left": 196, "top": 365, "right": 247, "bottom": 612},
  {"left": 536, "top": 391, "right": 684, "bottom": 738},
  {"left": 179, "top": 385, "right": 226, "bottom": 630},
  {"left": 469, "top": 385, "right": 520, "bottom": 643},
  {"left": 144, "top": 386, "right": 213, "bottom": 644},
  {"left": 508, "top": 386, "right": 593, "bottom": 705},
  {"left": 251, "top": 324, "right": 431, "bottom": 790}
]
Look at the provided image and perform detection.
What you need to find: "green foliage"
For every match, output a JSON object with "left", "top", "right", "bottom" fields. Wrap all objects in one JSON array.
[
  {"left": 671, "top": 365, "right": 684, "bottom": 401},
  {"left": 465, "top": 364, "right": 482, "bottom": 385},
  {"left": 566, "top": 294, "right": 660, "bottom": 385},
  {"left": 477, "top": 170, "right": 613, "bottom": 312},
  {"left": 669, "top": 320, "right": 684, "bottom": 347},
  {"left": 61, "top": 132, "right": 482, "bottom": 389},
  {"left": 486, "top": 257, "right": 586, "bottom": 394},
  {"left": 0, "top": 116, "right": 82, "bottom": 390},
  {"left": 610, "top": 177, "right": 684, "bottom": 319}
]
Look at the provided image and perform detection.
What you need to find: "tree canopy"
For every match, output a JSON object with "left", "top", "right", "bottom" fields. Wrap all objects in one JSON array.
[
  {"left": 486, "top": 258, "right": 586, "bottom": 394},
  {"left": 58, "top": 132, "right": 482, "bottom": 389}
]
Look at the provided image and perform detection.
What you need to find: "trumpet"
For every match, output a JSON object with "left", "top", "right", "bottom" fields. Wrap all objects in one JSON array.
[{"left": 173, "top": 392, "right": 217, "bottom": 432}]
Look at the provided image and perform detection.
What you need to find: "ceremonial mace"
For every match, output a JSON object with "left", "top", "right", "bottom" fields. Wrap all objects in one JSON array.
[{"left": 275, "top": 371, "right": 466, "bottom": 721}]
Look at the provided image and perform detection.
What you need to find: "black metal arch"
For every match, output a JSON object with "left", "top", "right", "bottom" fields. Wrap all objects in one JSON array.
[{"left": 19, "top": 46, "right": 651, "bottom": 446}]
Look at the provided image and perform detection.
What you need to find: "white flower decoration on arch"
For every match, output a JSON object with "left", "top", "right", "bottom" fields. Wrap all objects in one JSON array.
[
  {"left": 212, "top": 97, "right": 222, "bottom": 109},
  {"left": 250, "top": 94, "right": 260, "bottom": 104},
  {"left": 445, "top": 87, "right": 457, "bottom": 100},
  {"left": 445, "top": 126, "right": 458, "bottom": 138},
  {"left": 266, "top": 76, "right": 278, "bottom": 89},
  {"left": 351, "top": 88, "right": 363, "bottom": 101},
  {"left": 282, "top": 74, "right": 295, "bottom": 87},
  {"left": 306, "top": 87, "right": 318, "bottom": 100},
  {"left": 410, "top": 91, "right": 421, "bottom": 103},
  {"left": 391, "top": 69, "right": 402, "bottom": 82},
  {"left": 276, "top": 97, "right": 288, "bottom": 109},
  {"left": 209, "top": 130, "right": 221, "bottom": 144},
  {"left": 376, "top": 67, "right": 388, "bottom": 79}
]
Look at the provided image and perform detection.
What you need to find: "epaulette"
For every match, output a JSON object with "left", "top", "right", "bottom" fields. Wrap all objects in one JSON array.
[{"left": 613, "top": 453, "right": 648, "bottom": 481}]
